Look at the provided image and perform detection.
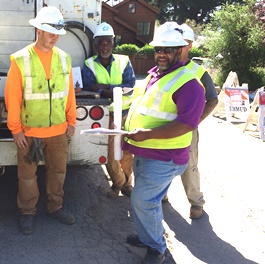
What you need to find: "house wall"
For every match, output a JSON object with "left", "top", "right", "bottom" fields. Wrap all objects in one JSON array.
[
  {"left": 115, "top": 1, "right": 156, "bottom": 45},
  {"left": 102, "top": 0, "right": 158, "bottom": 75},
  {"left": 102, "top": 0, "right": 158, "bottom": 47}
]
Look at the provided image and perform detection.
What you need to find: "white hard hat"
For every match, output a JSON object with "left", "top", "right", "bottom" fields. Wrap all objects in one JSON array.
[
  {"left": 150, "top": 22, "right": 188, "bottom": 47},
  {"left": 162, "top": 21, "right": 180, "bottom": 30},
  {"left": 29, "top": 6, "right": 66, "bottom": 35},
  {"left": 180, "top": 24, "right": 195, "bottom": 42},
  {"left": 93, "top": 22, "right": 115, "bottom": 39}
]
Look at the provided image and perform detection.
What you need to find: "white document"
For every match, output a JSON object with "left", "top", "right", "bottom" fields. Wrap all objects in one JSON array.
[
  {"left": 72, "top": 67, "right": 83, "bottom": 89},
  {"left": 80, "top": 128, "right": 130, "bottom": 135}
]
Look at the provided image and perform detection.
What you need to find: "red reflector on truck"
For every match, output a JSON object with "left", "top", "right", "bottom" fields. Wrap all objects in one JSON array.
[
  {"left": 92, "top": 122, "right": 101, "bottom": 129},
  {"left": 99, "top": 156, "right": 107, "bottom": 164},
  {"left": 89, "top": 106, "right": 104, "bottom": 120}
]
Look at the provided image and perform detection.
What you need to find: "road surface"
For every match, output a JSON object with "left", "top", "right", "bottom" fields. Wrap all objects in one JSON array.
[{"left": 0, "top": 115, "right": 264, "bottom": 264}]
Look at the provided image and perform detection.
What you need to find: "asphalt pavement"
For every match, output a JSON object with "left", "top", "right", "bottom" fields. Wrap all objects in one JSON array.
[{"left": 0, "top": 114, "right": 264, "bottom": 264}]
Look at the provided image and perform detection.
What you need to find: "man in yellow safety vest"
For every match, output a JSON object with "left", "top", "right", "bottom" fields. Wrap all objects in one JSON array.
[
  {"left": 124, "top": 22, "right": 205, "bottom": 264},
  {"left": 82, "top": 22, "right": 136, "bottom": 199}
]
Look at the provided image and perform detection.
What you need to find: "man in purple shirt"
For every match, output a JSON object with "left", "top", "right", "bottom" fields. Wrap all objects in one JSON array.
[{"left": 123, "top": 23, "right": 205, "bottom": 264}]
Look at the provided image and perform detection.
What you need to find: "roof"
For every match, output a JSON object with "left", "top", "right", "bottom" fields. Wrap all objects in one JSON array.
[{"left": 114, "top": 0, "right": 159, "bottom": 14}]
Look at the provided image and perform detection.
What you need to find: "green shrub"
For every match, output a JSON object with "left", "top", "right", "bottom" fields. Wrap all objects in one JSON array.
[
  {"left": 210, "top": 67, "right": 265, "bottom": 91},
  {"left": 113, "top": 44, "right": 139, "bottom": 55},
  {"left": 114, "top": 43, "right": 208, "bottom": 66},
  {"left": 137, "top": 44, "right": 154, "bottom": 57},
  {"left": 189, "top": 47, "right": 204, "bottom": 59},
  {"left": 242, "top": 67, "right": 265, "bottom": 91}
]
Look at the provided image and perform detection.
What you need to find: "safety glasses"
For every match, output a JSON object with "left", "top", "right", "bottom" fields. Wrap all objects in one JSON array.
[
  {"left": 174, "top": 28, "right": 183, "bottom": 34},
  {"left": 154, "top": 47, "right": 178, "bottom": 54},
  {"left": 42, "top": 23, "right": 65, "bottom": 30}
]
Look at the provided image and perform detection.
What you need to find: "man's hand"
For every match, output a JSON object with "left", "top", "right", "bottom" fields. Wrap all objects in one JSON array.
[
  {"left": 66, "top": 125, "right": 75, "bottom": 138},
  {"left": 125, "top": 128, "right": 151, "bottom": 142},
  {"left": 13, "top": 131, "right": 29, "bottom": 149}
]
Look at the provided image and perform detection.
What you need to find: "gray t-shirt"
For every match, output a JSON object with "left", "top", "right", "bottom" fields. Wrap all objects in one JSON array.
[
  {"left": 186, "top": 60, "right": 218, "bottom": 101},
  {"left": 201, "top": 71, "right": 218, "bottom": 101}
]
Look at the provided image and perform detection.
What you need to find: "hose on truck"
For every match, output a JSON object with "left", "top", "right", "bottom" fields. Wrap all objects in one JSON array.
[{"left": 64, "top": 21, "right": 94, "bottom": 59}]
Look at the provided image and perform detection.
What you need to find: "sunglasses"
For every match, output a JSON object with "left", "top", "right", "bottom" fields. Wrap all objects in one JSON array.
[
  {"left": 42, "top": 23, "right": 65, "bottom": 30},
  {"left": 154, "top": 47, "right": 178, "bottom": 54}
]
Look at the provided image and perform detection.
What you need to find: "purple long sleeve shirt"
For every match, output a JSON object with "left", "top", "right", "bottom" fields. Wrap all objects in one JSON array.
[{"left": 123, "top": 62, "right": 205, "bottom": 165}]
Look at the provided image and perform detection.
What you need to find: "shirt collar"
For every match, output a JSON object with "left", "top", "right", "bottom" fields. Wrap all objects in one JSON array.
[
  {"left": 148, "top": 61, "right": 185, "bottom": 79},
  {"left": 94, "top": 54, "right": 115, "bottom": 64}
]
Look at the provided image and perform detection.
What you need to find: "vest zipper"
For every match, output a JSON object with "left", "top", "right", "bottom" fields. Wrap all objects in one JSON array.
[{"left": 47, "top": 79, "right": 52, "bottom": 127}]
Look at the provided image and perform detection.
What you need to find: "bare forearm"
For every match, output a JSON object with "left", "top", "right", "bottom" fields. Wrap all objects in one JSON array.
[{"left": 200, "top": 98, "right": 218, "bottom": 122}]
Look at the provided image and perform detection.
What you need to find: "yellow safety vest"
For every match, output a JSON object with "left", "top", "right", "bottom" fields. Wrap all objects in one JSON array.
[
  {"left": 125, "top": 67, "right": 201, "bottom": 149},
  {"left": 12, "top": 44, "right": 71, "bottom": 127},
  {"left": 85, "top": 54, "right": 132, "bottom": 111},
  {"left": 186, "top": 60, "right": 206, "bottom": 79}
]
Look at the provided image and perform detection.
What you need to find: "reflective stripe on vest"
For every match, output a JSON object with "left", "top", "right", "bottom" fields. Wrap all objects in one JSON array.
[
  {"left": 135, "top": 68, "right": 190, "bottom": 121},
  {"left": 12, "top": 45, "right": 71, "bottom": 127},
  {"left": 22, "top": 48, "right": 69, "bottom": 100},
  {"left": 85, "top": 54, "right": 132, "bottom": 110},
  {"left": 85, "top": 54, "right": 128, "bottom": 85},
  {"left": 124, "top": 67, "right": 199, "bottom": 149},
  {"left": 186, "top": 60, "right": 206, "bottom": 79}
]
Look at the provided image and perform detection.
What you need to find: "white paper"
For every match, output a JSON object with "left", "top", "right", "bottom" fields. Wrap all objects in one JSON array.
[
  {"left": 80, "top": 128, "right": 129, "bottom": 135},
  {"left": 122, "top": 87, "right": 134, "bottom": 94},
  {"left": 72, "top": 67, "right": 83, "bottom": 89}
]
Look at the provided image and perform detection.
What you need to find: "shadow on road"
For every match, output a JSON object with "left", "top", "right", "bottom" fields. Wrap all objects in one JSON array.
[{"left": 163, "top": 202, "right": 258, "bottom": 264}]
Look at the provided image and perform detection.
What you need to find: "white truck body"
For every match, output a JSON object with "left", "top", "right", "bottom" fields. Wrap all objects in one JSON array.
[{"left": 0, "top": 0, "right": 110, "bottom": 168}]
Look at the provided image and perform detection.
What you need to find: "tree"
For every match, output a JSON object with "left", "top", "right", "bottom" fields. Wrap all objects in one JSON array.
[
  {"left": 144, "top": 0, "right": 244, "bottom": 24},
  {"left": 203, "top": 0, "right": 265, "bottom": 90}
]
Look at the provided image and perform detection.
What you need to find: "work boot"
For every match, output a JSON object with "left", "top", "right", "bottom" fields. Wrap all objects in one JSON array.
[
  {"left": 19, "top": 214, "right": 34, "bottom": 235},
  {"left": 121, "top": 185, "right": 133, "bottom": 197},
  {"left": 126, "top": 234, "right": 146, "bottom": 247},
  {"left": 142, "top": 247, "right": 165, "bottom": 264},
  {"left": 107, "top": 185, "right": 120, "bottom": 198},
  {"left": 190, "top": 205, "right": 203, "bottom": 219},
  {"left": 48, "top": 208, "right": 76, "bottom": 225}
]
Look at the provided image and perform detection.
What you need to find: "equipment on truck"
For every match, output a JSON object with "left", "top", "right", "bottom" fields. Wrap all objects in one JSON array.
[{"left": 0, "top": 0, "right": 110, "bottom": 174}]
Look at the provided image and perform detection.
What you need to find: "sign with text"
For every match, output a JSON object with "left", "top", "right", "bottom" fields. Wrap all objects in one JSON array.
[{"left": 223, "top": 84, "right": 250, "bottom": 123}]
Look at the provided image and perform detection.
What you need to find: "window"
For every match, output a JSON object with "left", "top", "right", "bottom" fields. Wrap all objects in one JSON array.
[
  {"left": 115, "top": 35, "right": 122, "bottom": 46},
  {"left": 137, "top": 22, "right": 151, "bottom": 36},
  {"left": 129, "top": 4, "right": 136, "bottom": 13}
]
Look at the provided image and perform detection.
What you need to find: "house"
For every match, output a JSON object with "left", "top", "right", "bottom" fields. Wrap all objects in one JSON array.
[{"left": 102, "top": 0, "right": 159, "bottom": 47}]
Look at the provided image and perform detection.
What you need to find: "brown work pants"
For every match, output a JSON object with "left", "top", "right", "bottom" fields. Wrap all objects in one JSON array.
[
  {"left": 181, "top": 129, "right": 205, "bottom": 207},
  {"left": 105, "top": 134, "right": 133, "bottom": 189},
  {"left": 17, "top": 134, "right": 68, "bottom": 215}
]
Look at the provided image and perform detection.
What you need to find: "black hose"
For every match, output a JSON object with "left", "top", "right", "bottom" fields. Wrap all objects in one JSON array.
[{"left": 64, "top": 21, "right": 94, "bottom": 59}]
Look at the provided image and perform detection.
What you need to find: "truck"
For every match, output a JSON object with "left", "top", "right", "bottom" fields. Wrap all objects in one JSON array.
[{"left": 0, "top": 0, "right": 110, "bottom": 175}]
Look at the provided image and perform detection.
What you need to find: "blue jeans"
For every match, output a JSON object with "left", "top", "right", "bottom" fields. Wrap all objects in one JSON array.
[{"left": 131, "top": 156, "right": 188, "bottom": 254}]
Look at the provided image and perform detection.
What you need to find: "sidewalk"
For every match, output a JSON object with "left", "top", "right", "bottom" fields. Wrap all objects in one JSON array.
[{"left": 165, "top": 115, "right": 265, "bottom": 263}]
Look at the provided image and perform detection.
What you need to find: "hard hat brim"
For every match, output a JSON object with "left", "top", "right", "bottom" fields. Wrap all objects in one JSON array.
[
  {"left": 149, "top": 39, "right": 189, "bottom": 47},
  {"left": 29, "top": 19, "right": 66, "bottom": 35},
  {"left": 93, "top": 35, "right": 115, "bottom": 39}
]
